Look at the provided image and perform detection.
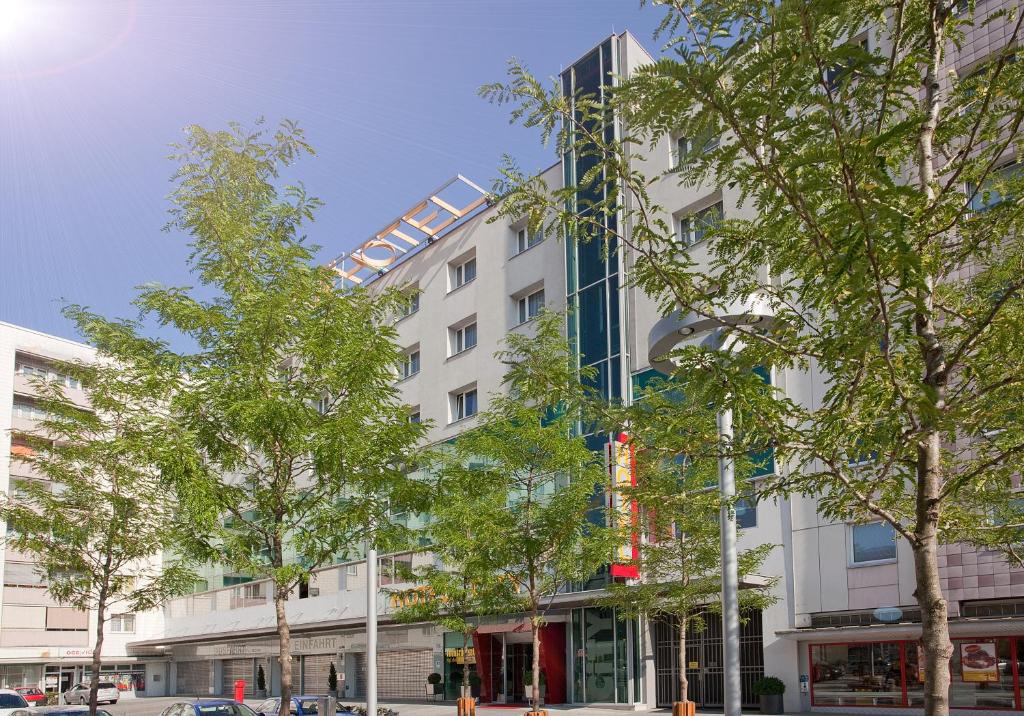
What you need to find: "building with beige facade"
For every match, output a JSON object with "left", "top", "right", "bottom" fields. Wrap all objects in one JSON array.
[{"left": 0, "top": 321, "right": 168, "bottom": 698}]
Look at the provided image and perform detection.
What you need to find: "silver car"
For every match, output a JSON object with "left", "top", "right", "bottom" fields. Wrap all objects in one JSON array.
[{"left": 61, "top": 683, "right": 118, "bottom": 706}]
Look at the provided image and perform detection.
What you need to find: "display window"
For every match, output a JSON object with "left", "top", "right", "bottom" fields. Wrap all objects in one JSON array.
[{"left": 811, "top": 638, "right": 1024, "bottom": 710}]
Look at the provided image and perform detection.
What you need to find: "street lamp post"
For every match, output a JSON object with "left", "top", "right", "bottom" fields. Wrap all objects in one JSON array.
[
  {"left": 647, "top": 299, "right": 772, "bottom": 716},
  {"left": 366, "top": 542, "right": 377, "bottom": 716}
]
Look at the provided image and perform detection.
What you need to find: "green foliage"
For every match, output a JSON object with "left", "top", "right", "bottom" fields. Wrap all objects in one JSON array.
[
  {"left": 420, "top": 311, "right": 618, "bottom": 712},
  {"left": 483, "top": 5, "right": 1024, "bottom": 712},
  {"left": 752, "top": 676, "right": 786, "bottom": 696},
  {"left": 257, "top": 665, "right": 266, "bottom": 691},
  {"left": 601, "top": 379, "right": 777, "bottom": 629},
  {"left": 426, "top": 673, "right": 442, "bottom": 685},
  {"left": 69, "top": 119, "right": 427, "bottom": 715},
  {"left": 328, "top": 662, "right": 338, "bottom": 692}
]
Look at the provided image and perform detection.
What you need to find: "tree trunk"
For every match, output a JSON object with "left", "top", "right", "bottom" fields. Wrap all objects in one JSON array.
[
  {"left": 915, "top": 433, "right": 953, "bottom": 716},
  {"left": 678, "top": 617, "right": 688, "bottom": 705},
  {"left": 275, "top": 583, "right": 292, "bottom": 716},
  {"left": 530, "top": 617, "right": 541, "bottom": 714},
  {"left": 88, "top": 592, "right": 107, "bottom": 716},
  {"left": 462, "top": 630, "right": 470, "bottom": 699}
]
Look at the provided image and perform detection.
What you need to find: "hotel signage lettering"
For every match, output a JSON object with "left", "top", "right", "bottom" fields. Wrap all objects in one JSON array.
[{"left": 327, "top": 175, "right": 489, "bottom": 287}]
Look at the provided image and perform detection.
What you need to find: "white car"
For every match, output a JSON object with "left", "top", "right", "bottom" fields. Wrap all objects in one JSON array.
[
  {"left": 0, "top": 688, "right": 31, "bottom": 716},
  {"left": 61, "top": 683, "right": 119, "bottom": 706}
]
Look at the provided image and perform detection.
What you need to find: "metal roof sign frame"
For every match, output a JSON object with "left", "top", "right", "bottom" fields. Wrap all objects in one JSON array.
[{"left": 327, "top": 174, "right": 490, "bottom": 287}]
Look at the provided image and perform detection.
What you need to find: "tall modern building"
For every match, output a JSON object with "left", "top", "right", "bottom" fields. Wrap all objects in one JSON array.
[
  {"left": 4, "top": 12, "right": 1010, "bottom": 714},
  {"left": 0, "top": 322, "right": 168, "bottom": 698}
]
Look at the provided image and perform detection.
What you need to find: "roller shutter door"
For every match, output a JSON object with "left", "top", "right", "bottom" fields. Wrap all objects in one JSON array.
[
  {"left": 222, "top": 658, "right": 255, "bottom": 696},
  {"left": 302, "top": 654, "right": 335, "bottom": 695},
  {"left": 290, "top": 657, "right": 301, "bottom": 695},
  {"left": 176, "top": 661, "right": 211, "bottom": 697},
  {"left": 378, "top": 649, "right": 433, "bottom": 699}
]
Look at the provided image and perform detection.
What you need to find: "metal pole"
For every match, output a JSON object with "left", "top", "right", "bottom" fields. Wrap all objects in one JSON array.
[
  {"left": 366, "top": 543, "right": 377, "bottom": 716},
  {"left": 718, "top": 405, "right": 742, "bottom": 716}
]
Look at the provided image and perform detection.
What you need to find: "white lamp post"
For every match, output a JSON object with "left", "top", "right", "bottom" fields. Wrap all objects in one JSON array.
[
  {"left": 366, "top": 541, "right": 377, "bottom": 716},
  {"left": 648, "top": 298, "right": 772, "bottom": 716}
]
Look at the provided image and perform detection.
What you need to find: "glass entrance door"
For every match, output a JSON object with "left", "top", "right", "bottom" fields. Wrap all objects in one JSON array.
[{"left": 504, "top": 643, "right": 532, "bottom": 703}]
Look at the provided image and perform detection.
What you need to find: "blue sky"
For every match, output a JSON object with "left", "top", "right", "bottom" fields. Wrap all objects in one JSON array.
[{"left": 0, "top": 0, "right": 665, "bottom": 343}]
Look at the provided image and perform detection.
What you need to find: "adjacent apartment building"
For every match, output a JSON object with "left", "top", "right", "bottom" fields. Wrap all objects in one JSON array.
[
  {"left": 0, "top": 321, "right": 169, "bottom": 698},
  {"left": 2, "top": 13, "right": 1020, "bottom": 714}
]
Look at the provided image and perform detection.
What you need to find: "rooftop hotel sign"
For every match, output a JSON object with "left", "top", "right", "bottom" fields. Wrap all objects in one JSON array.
[{"left": 327, "top": 175, "right": 489, "bottom": 287}]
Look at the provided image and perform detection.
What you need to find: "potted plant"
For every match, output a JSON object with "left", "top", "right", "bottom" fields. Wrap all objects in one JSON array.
[
  {"left": 255, "top": 665, "right": 267, "bottom": 699},
  {"left": 753, "top": 676, "right": 785, "bottom": 714},
  {"left": 328, "top": 661, "right": 339, "bottom": 699},
  {"left": 468, "top": 672, "right": 481, "bottom": 700},
  {"left": 427, "top": 672, "right": 443, "bottom": 695},
  {"left": 522, "top": 669, "right": 547, "bottom": 704}
]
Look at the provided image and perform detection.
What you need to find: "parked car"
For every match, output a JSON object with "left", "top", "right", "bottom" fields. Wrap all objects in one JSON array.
[
  {"left": 159, "top": 700, "right": 260, "bottom": 716},
  {"left": 13, "top": 690, "right": 44, "bottom": 706},
  {"left": 28, "top": 707, "right": 112, "bottom": 716},
  {"left": 0, "top": 689, "right": 31, "bottom": 716},
  {"left": 254, "top": 696, "right": 323, "bottom": 716},
  {"left": 61, "top": 683, "right": 118, "bottom": 706}
]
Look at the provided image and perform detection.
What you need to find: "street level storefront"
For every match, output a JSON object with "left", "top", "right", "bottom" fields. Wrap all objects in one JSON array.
[
  {"left": 0, "top": 659, "right": 166, "bottom": 697},
  {"left": 809, "top": 637, "right": 1024, "bottom": 710}
]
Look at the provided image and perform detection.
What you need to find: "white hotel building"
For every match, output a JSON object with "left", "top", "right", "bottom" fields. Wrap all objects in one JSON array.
[{"left": 3, "top": 15, "right": 1023, "bottom": 713}]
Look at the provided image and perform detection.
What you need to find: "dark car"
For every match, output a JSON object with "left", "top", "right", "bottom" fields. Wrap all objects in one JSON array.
[
  {"left": 13, "top": 691, "right": 43, "bottom": 706},
  {"left": 254, "top": 697, "right": 322, "bottom": 716},
  {"left": 29, "top": 707, "right": 113, "bottom": 716},
  {"left": 160, "top": 700, "right": 259, "bottom": 716}
]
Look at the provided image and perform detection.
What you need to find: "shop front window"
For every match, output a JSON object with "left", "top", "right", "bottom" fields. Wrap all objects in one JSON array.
[
  {"left": 813, "top": 638, "right": 1024, "bottom": 709},
  {"left": 811, "top": 642, "right": 903, "bottom": 706}
]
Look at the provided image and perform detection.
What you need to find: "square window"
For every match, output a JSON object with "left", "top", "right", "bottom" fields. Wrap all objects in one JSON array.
[
  {"left": 515, "top": 226, "right": 543, "bottom": 254},
  {"left": 677, "top": 202, "right": 723, "bottom": 246},
  {"left": 316, "top": 396, "right": 330, "bottom": 415},
  {"left": 452, "top": 257, "right": 477, "bottom": 290},
  {"left": 450, "top": 322, "right": 477, "bottom": 355},
  {"left": 850, "top": 521, "right": 897, "bottom": 564},
  {"left": 516, "top": 289, "right": 545, "bottom": 325},
  {"left": 452, "top": 388, "right": 478, "bottom": 422},
  {"left": 967, "top": 163, "right": 1020, "bottom": 213},
  {"left": 402, "top": 350, "right": 420, "bottom": 379},
  {"left": 346, "top": 564, "right": 358, "bottom": 576},
  {"left": 400, "top": 291, "right": 420, "bottom": 318},
  {"left": 736, "top": 497, "right": 757, "bottom": 529},
  {"left": 409, "top": 409, "right": 421, "bottom": 424}
]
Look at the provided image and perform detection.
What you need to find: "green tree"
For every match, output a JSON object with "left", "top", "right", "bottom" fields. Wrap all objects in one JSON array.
[
  {"left": 0, "top": 332, "right": 195, "bottom": 716},
  {"left": 389, "top": 505, "right": 517, "bottom": 699},
  {"left": 601, "top": 382, "right": 775, "bottom": 705},
  {"left": 429, "top": 311, "right": 618, "bottom": 714},
  {"left": 482, "top": 2, "right": 1024, "bottom": 713},
  {"left": 87, "top": 120, "right": 427, "bottom": 716}
]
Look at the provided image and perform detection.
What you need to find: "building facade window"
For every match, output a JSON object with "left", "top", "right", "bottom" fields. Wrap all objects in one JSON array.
[
  {"left": 400, "top": 291, "right": 420, "bottom": 317},
  {"left": 12, "top": 401, "right": 49, "bottom": 421},
  {"left": 736, "top": 497, "right": 757, "bottom": 528},
  {"left": 967, "top": 163, "right": 1019, "bottom": 213},
  {"left": 108, "top": 613, "right": 135, "bottom": 634},
  {"left": 450, "top": 323, "right": 477, "bottom": 356},
  {"left": 316, "top": 396, "right": 330, "bottom": 415},
  {"left": 16, "top": 362, "right": 80, "bottom": 389},
  {"left": 515, "top": 226, "right": 543, "bottom": 255},
  {"left": 451, "top": 388, "right": 478, "bottom": 422},
  {"left": 401, "top": 350, "right": 420, "bottom": 379},
  {"left": 850, "top": 521, "right": 897, "bottom": 565},
  {"left": 516, "top": 289, "right": 545, "bottom": 325},
  {"left": 451, "top": 257, "right": 477, "bottom": 290},
  {"left": 672, "top": 129, "right": 719, "bottom": 169},
  {"left": 409, "top": 410, "right": 421, "bottom": 424},
  {"left": 677, "top": 202, "right": 723, "bottom": 247}
]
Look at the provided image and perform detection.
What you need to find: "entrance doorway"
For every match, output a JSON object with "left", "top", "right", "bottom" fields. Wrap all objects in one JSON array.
[
  {"left": 653, "top": 609, "right": 765, "bottom": 708},
  {"left": 504, "top": 643, "right": 532, "bottom": 704}
]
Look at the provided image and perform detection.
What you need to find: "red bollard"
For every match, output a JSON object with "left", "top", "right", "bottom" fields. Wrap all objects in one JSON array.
[{"left": 234, "top": 680, "right": 246, "bottom": 703}]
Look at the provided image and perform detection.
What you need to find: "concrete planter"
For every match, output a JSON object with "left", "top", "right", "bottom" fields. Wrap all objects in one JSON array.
[{"left": 759, "top": 693, "right": 784, "bottom": 714}]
